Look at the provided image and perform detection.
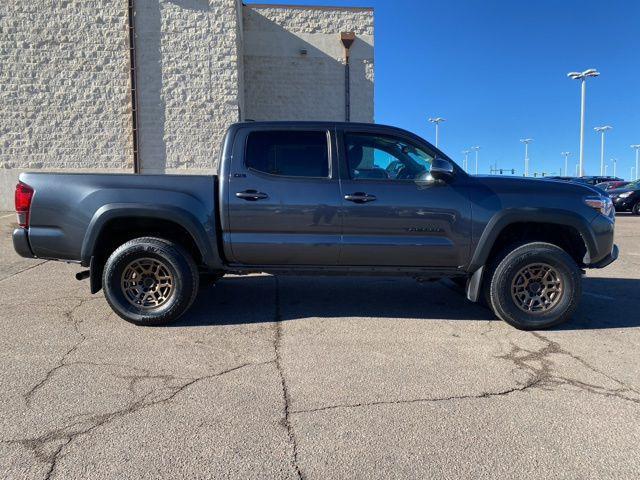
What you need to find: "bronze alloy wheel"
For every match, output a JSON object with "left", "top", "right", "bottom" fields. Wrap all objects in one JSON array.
[
  {"left": 510, "top": 263, "right": 563, "bottom": 314},
  {"left": 120, "top": 257, "right": 174, "bottom": 309}
]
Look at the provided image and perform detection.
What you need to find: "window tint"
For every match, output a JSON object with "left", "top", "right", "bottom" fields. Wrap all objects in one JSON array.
[
  {"left": 245, "top": 131, "right": 329, "bottom": 178},
  {"left": 344, "top": 133, "right": 434, "bottom": 181}
]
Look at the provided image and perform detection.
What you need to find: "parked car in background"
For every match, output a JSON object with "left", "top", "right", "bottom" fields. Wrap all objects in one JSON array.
[
  {"left": 609, "top": 180, "right": 640, "bottom": 215},
  {"left": 574, "top": 176, "right": 623, "bottom": 186},
  {"left": 544, "top": 176, "right": 575, "bottom": 182},
  {"left": 598, "top": 180, "right": 630, "bottom": 191}
]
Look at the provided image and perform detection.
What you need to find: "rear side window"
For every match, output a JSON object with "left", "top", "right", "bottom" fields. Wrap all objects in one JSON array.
[{"left": 245, "top": 131, "right": 329, "bottom": 178}]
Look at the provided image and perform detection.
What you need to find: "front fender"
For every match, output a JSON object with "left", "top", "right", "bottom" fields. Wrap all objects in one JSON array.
[{"left": 468, "top": 208, "right": 597, "bottom": 272}]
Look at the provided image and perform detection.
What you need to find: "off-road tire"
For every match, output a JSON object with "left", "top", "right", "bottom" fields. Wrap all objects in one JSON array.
[
  {"left": 488, "top": 242, "right": 581, "bottom": 330},
  {"left": 103, "top": 237, "right": 199, "bottom": 326}
]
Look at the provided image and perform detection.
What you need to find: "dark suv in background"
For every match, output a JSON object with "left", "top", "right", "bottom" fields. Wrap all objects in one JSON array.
[{"left": 609, "top": 180, "right": 640, "bottom": 215}]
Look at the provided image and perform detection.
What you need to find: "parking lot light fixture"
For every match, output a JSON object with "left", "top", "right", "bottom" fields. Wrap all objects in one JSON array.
[
  {"left": 428, "top": 117, "right": 445, "bottom": 148},
  {"left": 561, "top": 152, "right": 572, "bottom": 177},
  {"left": 631, "top": 145, "right": 640, "bottom": 180},
  {"left": 461, "top": 150, "right": 470, "bottom": 172},
  {"left": 520, "top": 139, "right": 533, "bottom": 177},
  {"left": 471, "top": 146, "right": 480, "bottom": 174},
  {"left": 611, "top": 158, "right": 617, "bottom": 177},
  {"left": 594, "top": 126, "right": 613, "bottom": 175},
  {"left": 568, "top": 68, "right": 600, "bottom": 176}
]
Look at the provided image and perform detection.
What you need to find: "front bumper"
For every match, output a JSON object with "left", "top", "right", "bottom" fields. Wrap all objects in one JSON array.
[
  {"left": 590, "top": 244, "right": 619, "bottom": 269},
  {"left": 12, "top": 228, "right": 35, "bottom": 258}
]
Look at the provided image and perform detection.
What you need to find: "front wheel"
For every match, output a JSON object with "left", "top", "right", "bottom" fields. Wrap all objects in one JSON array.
[
  {"left": 632, "top": 201, "right": 640, "bottom": 215},
  {"left": 488, "top": 242, "right": 581, "bottom": 330},
  {"left": 102, "top": 237, "right": 199, "bottom": 326}
]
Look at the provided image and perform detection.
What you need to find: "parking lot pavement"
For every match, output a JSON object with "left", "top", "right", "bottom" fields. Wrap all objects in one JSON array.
[{"left": 1, "top": 212, "right": 639, "bottom": 479}]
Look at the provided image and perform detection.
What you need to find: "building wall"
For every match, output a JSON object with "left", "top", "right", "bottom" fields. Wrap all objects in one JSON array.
[
  {"left": 243, "top": 5, "right": 374, "bottom": 123},
  {"left": 0, "top": 0, "right": 133, "bottom": 209},
  {"left": 135, "top": 0, "right": 243, "bottom": 174},
  {"left": 0, "top": 1, "right": 374, "bottom": 210}
]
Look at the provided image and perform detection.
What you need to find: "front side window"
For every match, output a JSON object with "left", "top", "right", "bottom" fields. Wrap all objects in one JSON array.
[
  {"left": 245, "top": 131, "right": 329, "bottom": 178},
  {"left": 344, "top": 133, "right": 434, "bottom": 181}
]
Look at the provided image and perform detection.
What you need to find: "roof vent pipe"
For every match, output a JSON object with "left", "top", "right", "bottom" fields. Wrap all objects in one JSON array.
[{"left": 341, "top": 32, "right": 356, "bottom": 122}]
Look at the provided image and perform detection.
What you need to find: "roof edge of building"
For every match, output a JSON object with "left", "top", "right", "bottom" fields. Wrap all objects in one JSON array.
[{"left": 244, "top": 3, "right": 374, "bottom": 13}]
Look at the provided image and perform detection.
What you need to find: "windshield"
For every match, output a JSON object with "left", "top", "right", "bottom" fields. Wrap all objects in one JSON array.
[{"left": 626, "top": 180, "right": 640, "bottom": 189}]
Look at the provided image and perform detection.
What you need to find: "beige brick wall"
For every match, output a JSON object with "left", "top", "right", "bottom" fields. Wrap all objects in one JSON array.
[
  {"left": 135, "top": 0, "right": 242, "bottom": 173},
  {"left": 0, "top": 1, "right": 374, "bottom": 210},
  {"left": 243, "top": 5, "right": 374, "bottom": 123},
  {"left": 0, "top": 1, "right": 132, "bottom": 179}
]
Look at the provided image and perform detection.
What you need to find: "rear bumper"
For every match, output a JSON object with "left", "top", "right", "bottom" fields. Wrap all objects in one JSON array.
[{"left": 12, "top": 228, "right": 35, "bottom": 258}]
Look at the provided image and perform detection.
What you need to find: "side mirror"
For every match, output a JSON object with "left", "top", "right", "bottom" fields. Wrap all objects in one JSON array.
[{"left": 430, "top": 158, "right": 454, "bottom": 181}]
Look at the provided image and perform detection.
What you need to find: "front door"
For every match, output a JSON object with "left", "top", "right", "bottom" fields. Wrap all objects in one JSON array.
[
  {"left": 338, "top": 129, "right": 472, "bottom": 268},
  {"left": 225, "top": 127, "right": 342, "bottom": 265}
]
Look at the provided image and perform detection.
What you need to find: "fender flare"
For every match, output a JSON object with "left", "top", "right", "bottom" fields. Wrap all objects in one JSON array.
[
  {"left": 80, "top": 203, "right": 222, "bottom": 269},
  {"left": 464, "top": 209, "right": 596, "bottom": 303},
  {"left": 469, "top": 208, "right": 595, "bottom": 272}
]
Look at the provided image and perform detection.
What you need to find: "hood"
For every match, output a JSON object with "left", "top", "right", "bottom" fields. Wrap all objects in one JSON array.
[{"left": 473, "top": 175, "right": 602, "bottom": 196}]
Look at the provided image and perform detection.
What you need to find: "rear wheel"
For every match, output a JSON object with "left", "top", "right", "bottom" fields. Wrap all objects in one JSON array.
[
  {"left": 488, "top": 242, "right": 581, "bottom": 330},
  {"left": 103, "top": 237, "right": 199, "bottom": 326}
]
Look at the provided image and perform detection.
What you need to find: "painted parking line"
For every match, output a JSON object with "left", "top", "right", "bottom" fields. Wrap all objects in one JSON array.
[
  {"left": 0, "top": 213, "right": 15, "bottom": 219},
  {"left": 584, "top": 291, "right": 615, "bottom": 301}
]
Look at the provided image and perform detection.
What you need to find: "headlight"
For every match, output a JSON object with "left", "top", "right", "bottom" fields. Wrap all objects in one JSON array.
[
  {"left": 584, "top": 196, "right": 613, "bottom": 216},
  {"left": 618, "top": 191, "right": 633, "bottom": 198}
]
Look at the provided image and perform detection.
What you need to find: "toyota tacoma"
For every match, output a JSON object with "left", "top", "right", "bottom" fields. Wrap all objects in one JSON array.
[{"left": 13, "top": 122, "right": 618, "bottom": 329}]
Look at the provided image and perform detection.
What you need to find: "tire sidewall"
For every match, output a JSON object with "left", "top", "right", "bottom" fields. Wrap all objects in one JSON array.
[
  {"left": 103, "top": 240, "right": 196, "bottom": 326},
  {"left": 491, "top": 245, "right": 581, "bottom": 330}
]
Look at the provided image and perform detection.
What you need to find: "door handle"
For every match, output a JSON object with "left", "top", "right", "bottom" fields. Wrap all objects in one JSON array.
[
  {"left": 236, "top": 190, "right": 269, "bottom": 201},
  {"left": 344, "top": 192, "right": 377, "bottom": 203}
]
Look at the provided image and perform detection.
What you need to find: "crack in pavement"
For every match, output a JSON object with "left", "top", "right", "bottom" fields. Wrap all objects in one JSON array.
[
  {"left": 272, "top": 276, "right": 304, "bottom": 480},
  {"left": 531, "top": 332, "right": 640, "bottom": 403},
  {"left": 4, "top": 361, "right": 269, "bottom": 479},
  {"left": 0, "top": 260, "right": 49, "bottom": 283},
  {"left": 288, "top": 327, "right": 640, "bottom": 417},
  {"left": 23, "top": 297, "right": 99, "bottom": 407},
  {"left": 494, "top": 331, "right": 640, "bottom": 405},
  {"left": 291, "top": 378, "right": 542, "bottom": 415}
]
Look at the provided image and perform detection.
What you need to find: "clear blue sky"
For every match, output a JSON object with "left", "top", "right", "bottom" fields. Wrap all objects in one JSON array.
[{"left": 247, "top": 0, "right": 640, "bottom": 179}]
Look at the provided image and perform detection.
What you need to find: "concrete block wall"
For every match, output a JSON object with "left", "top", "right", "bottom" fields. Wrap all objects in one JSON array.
[
  {"left": 0, "top": 1, "right": 374, "bottom": 210},
  {"left": 135, "top": 0, "right": 243, "bottom": 173},
  {"left": 243, "top": 5, "right": 374, "bottom": 123},
  {"left": 0, "top": 1, "right": 133, "bottom": 209}
]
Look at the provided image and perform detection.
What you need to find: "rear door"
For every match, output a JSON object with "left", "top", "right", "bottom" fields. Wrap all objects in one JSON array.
[
  {"left": 337, "top": 127, "right": 472, "bottom": 267},
  {"left": 224, "top": 126, "right": 342, "bottom": 265}
]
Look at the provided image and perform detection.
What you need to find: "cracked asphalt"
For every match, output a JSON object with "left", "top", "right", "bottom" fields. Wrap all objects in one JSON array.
[{"left": 1, "top": 213, "right": 639, "bottom": 479}]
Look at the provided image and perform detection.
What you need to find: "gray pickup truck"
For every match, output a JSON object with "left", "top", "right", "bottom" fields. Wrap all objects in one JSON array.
[{"left": 13, "top": 122, "right": 618, "bottom": 329}]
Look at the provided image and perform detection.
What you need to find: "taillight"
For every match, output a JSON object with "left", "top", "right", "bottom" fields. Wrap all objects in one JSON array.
[{"left": 15, "top": 182, "right": 34, "bottom": 227}]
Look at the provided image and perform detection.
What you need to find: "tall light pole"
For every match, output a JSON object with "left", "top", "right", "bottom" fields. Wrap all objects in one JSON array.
[
  {"left": 520, "top": 138, "right": 533, "bottom": 177},
  {"left": 561, "top": 152, "right": 571, "bottom": 177},
  {"left": 428, "top": 117, "right": 445, "bottom": 148},
  {"left": 461, "top": 150, "right": 470, "bottom": 172},
  {"left": 632, "top": 167, "right": 635, "bottom": 181},
  {"left": 631, "top": 145, "right": 640, "bottom": 180},
  {"left": 611, "top": 158, "right": 617, "bottom": 177},
  {"left": 594, "top": 126, "right": 612, "bottom": 175},
  {"left": 568, "top": 68, "right": 600, "bottom": 176},
  {"left": 471, "top": 146, "right": 480, "bottom": 175}
]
